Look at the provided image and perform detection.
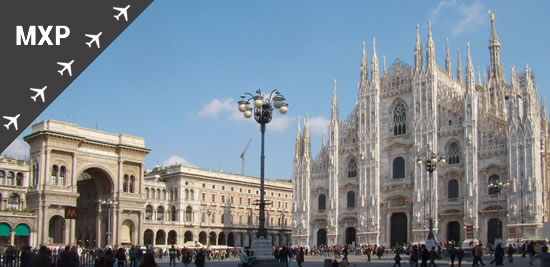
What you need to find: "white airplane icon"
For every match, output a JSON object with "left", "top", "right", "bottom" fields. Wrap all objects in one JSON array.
[
  {"left": 30, "top": 86, "right": 47, "bottom": 102},
  {"left": 113, "top": 5, "right": 130, "bottom": 21},
  {"left": 57, "top": 60, "right": 74, "bottom": 76},
  {"left": 85, "top": 32, "right": 102, "bottom": 48},
  {"left": 3, "top": 114, "right": 20, "bottom": 131}
]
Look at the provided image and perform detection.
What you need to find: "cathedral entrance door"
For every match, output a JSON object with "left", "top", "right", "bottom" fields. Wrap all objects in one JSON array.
[
  {"left": 317, "top": 229, "right": 327, "bottom": 247},
  {"left": 345, "top": 227, "right": 356, "bottom": 245},
  {"left": 487, "top": 218, "right": 502, "bottom": 245},
  {"left": 447, "top": 221, "right": 461, "bottom": 243},
  {"left": 390, "top": 212, "right": 407, "bottom": 247}
]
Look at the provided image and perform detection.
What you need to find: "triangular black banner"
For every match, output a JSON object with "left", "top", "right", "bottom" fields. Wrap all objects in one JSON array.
[{"left": 0, "top": 0, "right": 154, "bottom": 153}]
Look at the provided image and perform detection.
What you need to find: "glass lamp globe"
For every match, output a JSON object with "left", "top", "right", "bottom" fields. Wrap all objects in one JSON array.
[
  {"left": 279, "top": 103, "right": 288, "bottom": 114},
  {"left": 238, "top": 100, "right": 248, "bottom": 112},
  {"left": 254, "top": 96, "right": 264, "bottom": 108},
  {"left": 244, "top": 109, "right": 253, "bottom": 118}
]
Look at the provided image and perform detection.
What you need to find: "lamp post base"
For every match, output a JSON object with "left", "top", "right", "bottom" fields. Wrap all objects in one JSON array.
[
  {"left": 493, "top": 238, "right": 503, "bottom": 246},
  {"left": 251, "top": 237, "right": 275, "bottom": 260},
  {"left": 425, "top": 238, "right": 437, "bottom": 250}
]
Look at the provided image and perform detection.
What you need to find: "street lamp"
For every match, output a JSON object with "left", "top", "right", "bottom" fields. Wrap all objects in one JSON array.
[
  {"left": 488, "top": 178, "right": 509, "bottom": 245},
  {"left": 417, "top": 151, "right": 445, "bottom": 249},
  {"left": 237, "top": 89, "right": 287, "bottom": 261},
  {"left": 101, "top": 198, "right": 118, "bottom": 247}
]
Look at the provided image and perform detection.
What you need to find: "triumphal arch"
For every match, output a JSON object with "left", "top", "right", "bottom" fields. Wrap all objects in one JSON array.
[{"left": 24, "top": 120, "right": 150, "bottom": 247}]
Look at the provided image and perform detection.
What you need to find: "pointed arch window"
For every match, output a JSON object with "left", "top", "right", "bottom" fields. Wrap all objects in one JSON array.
[
  {"left": 488, "top": 175, "right": 500, "bottom": 195},
  {"left": 129, "top": 175, "right": 135, "bottom": 193},
  {"left": 59, "top": 166, "right": 66, "bottom": 186},
  {"left": 448, "top": 179, "right": 459, "bottom": 199},
  {"left": 32, "top": 164, "right": 39, "bottom": 186},
  {"left": 123, "top": 175, "right": 129, "bottom": 192},
  {"left": 145, "top": 205, "right": 153, "bottom": 220},
  {"left": 448, "top": 142, "right": 460, "bottom": 164},
  {"left": 51, "top": 165, "right": 58, "bottom": 185},
  {"left": 392, "top": 157, "right": 405, "bottom": 179},
  {"left": 157, "top": 206, "right": 165, "bottom": 221},
  {"left": 16, "top": 172, "right": 24, "bottom": 186},
  {"left": 6, "top": 171, "right": 14, "bottom": 186},
  {"left": 185, "top": 206, "right": 192, "bottom": 222},
  {"left": 347, "top": 158, "right": 357, "bottom": 178},
  {"left": 393, "top": 103, "right": 407, "bottom": 135},
  {"left": 347, "top": 191, "right": 355, "bottom": 208},
  {"left": 318, "top": 194, "right": 326, "bottom": 211},
  {"left": 171, "top": 206, "right": 177, "bottom": 221}
]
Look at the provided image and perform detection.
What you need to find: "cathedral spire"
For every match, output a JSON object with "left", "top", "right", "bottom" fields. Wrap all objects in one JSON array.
[
  {"left": 295, "top": 116, "right": 301, "bottom": 157},
  {"left": 426, "top": 20, "right": 436, "bottom": 73},
  {"left": 360, "top": 41, "right": 368, "bottom": 90},
  {"left": 457, "top": 48, "right": 463, "bottom": 83},
  {"left": 488, "top": 12, "right": 504, "bottom": 82},
  {"left": 445, "top": 37, "right": 452, "bottom": 76},
  {"left": 371, "top": 38, "right": 380, "bottom": 86},
  {"left": 511, "top": 66, "right": 519, "bottom": 93},
  {"left": 383, "top": 55, "right": 387, "bottom": 75},
  {"left": 478, "top": 66, "right": 482, "bottom": 86},
  {"left": 466, "top": 42, "right": 475, "bottom": 91},
  {"left": 414, "top": 24, "right": 423, "bottom": 73},
  {"left": 331, "top": 80, "right": 339, "bottom": 121},
  {"left": 303, "top": 114, "right": 310, "bottom": 156},
  {"left": 322, "top": 130, "right": 326, "bottom": 151}
]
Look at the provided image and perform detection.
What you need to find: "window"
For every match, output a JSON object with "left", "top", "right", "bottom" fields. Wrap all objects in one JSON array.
[
  {"left": 212, "top": 185, "right": 215, "bottom": 189},
  {"left": 6, "top": 171, "right": 14, "bottom": 186},
  {"left": 278, "top": 201, "right": 281, "bottom": 208},
  {"left": 285, "top": 202, "right": 288, "bottom": 209},
  {"left": 239, "top": 197, "right": 243, "bottom": 205},
  {"left": 0, "top": 171, "right": 5, "bottom": 185},
  {"left": 185, "top": 206, "right": 192, "bottom": 222},
  {"left": 7, "top": 193, "right": 20, "bottom": 210},
  {"left": 270, "top": 217, "right": 274, "bottom": 226},
  {"left": 347, "top": 158, "right": 357, "bottom": 178},
  {"left": 222, "top": 186, "right": 225, "bottom": 190},
  {"left": 285, "top": 218, "right": 288, "bottom": 226},
  {"left": 151, "top": 190, "right": 155, "bottom": 199},
  {"left": 318, "top": 194, "right": 326, "bottom": 211},
  {"left": 248, "top": 198, "right": 251, "bottom": 205},
  {"left": 130, "top": 175, "right": 135, "bottom": 193},
  {"left": 201, "top": 213, "right": 206, "bottom": 223},
  {"left": 393, "top": 102, "right": 407, "bottom": 135},
  {"left": 212, "top": 194, "right": 215, "bottom": 202},
  {"left": 59, "top": 167, "right": 66, "bottom": 186},
  {"left": 230, "top": 196, "right": 234, "bottom": 204},
  {"left": 248, "top": 215, "right": 252, "bottom": 225},
  {"left": 51, "top": 165, "right": 58, "bottom": 185},
  {"left": 202, "top": 193, "right": 206, "bottom": 201},
  {"left": 221, "top": 195, "right": 225, "bottom": 203},
  {"left": 239, "top": 216, "right": 242, "bottom": 224},
  {"left": 157, "top": 206, "right": 165, "bottom": 221},
  {"left": 202, "top": 183, "right": 205, "bottom": 188},
  {"left": 145, "top": 205, "right": 153, "bottom": 220},
  {"left": 145, "top": 188, "right": 149, "bottom": 199},
  {"left": 171, "top": 206, "right": 177, "bottom": 221},
  {"left": 448, "top": 142, "right": 460, "bottom": 164},
  {"left": 190, "top": 190, "right": 194, "bottom": 200},
  {"left": 211, "top": 214, "right": 215, "bottom": 224},
  {"left": 347, "top": 191, "right": 355, "bottom": 208},
  {"left": 488, "top": 175, "right": 500, "bottom": 195},
  {"left": 448, "top": 179, "right": 459, "bottom": 199},
  {"left": 32, "top": 165, "right": 38, "bottom": 185},
  {"left": 392, "top": 157, "right": 405, "bottom": 179},
  {"left": 185, "top": 189, "right": 189, "bottom": 200},
  {"left": 123, "top": 175, "right": 129, "bottom": 192},
  {"left": 221, "top": 214, "right": 225, "bottom": 224},
  {"left": 231, "top": 187, "right": 234, "bottom": 191}
]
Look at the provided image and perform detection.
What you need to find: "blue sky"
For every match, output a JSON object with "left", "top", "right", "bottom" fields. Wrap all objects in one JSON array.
[{"left": 2, "top": 1, "right": 550, "bottom": 180}]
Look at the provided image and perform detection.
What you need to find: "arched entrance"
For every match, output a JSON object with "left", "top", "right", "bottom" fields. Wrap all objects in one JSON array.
[
  {"left": 345, "top": 227, "right": 356, "bottom": 245},
  {"left": 317, "top": 229, "right": 327, "bottom": 247},
  {"left": 49, "top": 215, "right": 66, "bottom": 244},
  {"left": 228, "top": 232, "right": 235, "bottom": 247},
  {"left": 390, "top": 212, "right": 407, "bottom": 247},
  {"left": 487, "top": 218, "right": 502, "bottom": 245},
  {"left": 168, "top": 230, "right": 177, "bottom": 245},
  {"left": 76, "top": 168, "right": 114, "bottom": 248},
  {"left": 156, "top": 230, "right": 166, "bottom": 245},
  {"left": 209, "top": 232, "right": 217, "bottom": 245},
  {"left": 447, "top": 221, "right": 460, "bottom": 243},
  {"left": 144, "top": 229, "right": 154, "bottom": 246},
  {"left": 120, "top": 220, "right": 134, "bottom": 245},
  {"left": 199, "top": 231, "right": 207, "bottom": 245},
  {"left": 184, "top": 231, "right": 193, "bottom": 243},
  {"left": 0, "top": 223, "right": 11, "bottom": 246},
  {"left": 219, "top": 232, "right": 226, "bottom": 245}
]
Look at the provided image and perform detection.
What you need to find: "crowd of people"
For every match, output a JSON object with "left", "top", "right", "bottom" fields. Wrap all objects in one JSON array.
[{"left": 1, "top": 240, "right": 549, "bottom": 267}]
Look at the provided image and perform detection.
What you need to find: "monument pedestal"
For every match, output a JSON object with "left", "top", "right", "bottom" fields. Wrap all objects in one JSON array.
[
  {"left": 251, "top": 237, "right": 281, "bottom": 267},
  {"left": 425, "top": 238, "right": 437, "bottom": 250}
]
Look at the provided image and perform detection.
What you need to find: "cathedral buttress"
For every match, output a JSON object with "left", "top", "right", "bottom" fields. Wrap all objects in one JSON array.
[{"left": 328, "top": 80, "right": 340, "bottom": 245}]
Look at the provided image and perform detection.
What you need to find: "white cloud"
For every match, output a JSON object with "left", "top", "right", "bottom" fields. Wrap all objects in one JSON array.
[
  {"left": 309, "top": 116, "right": 330, "bottom": 136},
  {"left": 430, "top": 0, "right": 486, "bottom": 37},
  {"left": 1, "top": 139, "right": 29, "bottom": 160},
  {"left": 162, "top": 155, "right": 193, "bottom": 167},
  {"left": 268, "top": 116, "right": 294, "bottom": 132},
  {"left": 197, "top": 98, "right": 235, "bottom": 118}
]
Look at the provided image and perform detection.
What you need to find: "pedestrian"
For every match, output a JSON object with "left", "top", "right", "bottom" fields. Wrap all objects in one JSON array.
[
  {"left": 493, "top": 243, "right": 504, "bottom": 266},
  {"left": 331, "top": 259, "right": 339, "bottom": 267},
  {"left": 31, "top": 246, "right": 51, "bottom": 267},
  {"left": 129, "top": 246, "right": 137, "bottom": 267},
  {"left": 366, "top": 247, "right": 371, "bottom": 262},
  {"left": 182, "top": 251, "right": 192, "bottom": 267},
  {"left": 448, "top": 245, "right": 457, "bottom": 267},
  {"left": 169, "top": 245, "right": 176, "bottom": 267},
  {"left": 240, "top": 249, "right": 249, "bottom": 267},
  {"left": 393, "top": 251, "right": 402, "bottom": 267},
  {"left": 420, "top": 245, "right": 429, "bottom": 267},
  {"left": 409, "top": 245, "right": 419, "bottom": 267},
  {"left": 117, "top": 248, "right": 127, "bottom": 267},
  {"left": 296, "top": 248, "right": 305, "bottom": 267},
  {"left": 20, "top": 246, "right": 33, "bottom": 267},
  {"left": 474, "top": 243, "right": 486, "bottom": 267},
  {"left": 529, "top": 245, "right": 550, "bottom": 267},
  {"left": 507, "top": 245, "right": 514, "bottom": 263},
  {"left": 457, "top": 247, "right": 465, "bottom": 267},
  {"left": 194, "top": 249, "right": 205, "bottom": 267},
  {"left": 139, "top": 253, "right": 158, "bottom": 267},
  {"left": 528, "top": 242, "right": 537, "bottom": 265},
  {"left": 428, "top": 247, "right": 437, "bottom": 267}
]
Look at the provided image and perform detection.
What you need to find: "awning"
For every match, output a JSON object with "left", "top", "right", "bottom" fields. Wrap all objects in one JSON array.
[
  {"left": 15, "top": 224, "right": 30, "bottom": 236},
  {"left": 0, "top": 223, "right": 11, "bottom": 236}
]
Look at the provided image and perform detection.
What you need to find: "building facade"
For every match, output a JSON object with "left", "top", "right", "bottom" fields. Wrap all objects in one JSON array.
[
  {"left": 0, "top": 119, "right": 292, "bottom": 249},
  {"left": 292, "top": 15, "right": 550, "bottom": 248}
]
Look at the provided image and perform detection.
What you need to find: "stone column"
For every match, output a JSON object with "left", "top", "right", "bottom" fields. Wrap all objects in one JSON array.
[
  {"left": 10, "top": 230, "right": 15, "bottom": 246},
  {"left": 137, "top": 211, "right": 144, "bottom": 246},
  {"left": 68, "top": 219, "right": 76, "bottom": 245}
]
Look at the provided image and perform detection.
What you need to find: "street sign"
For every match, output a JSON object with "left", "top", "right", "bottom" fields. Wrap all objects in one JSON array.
[{"left": 65, "top": 207, "right": 77, "bottom": 219}]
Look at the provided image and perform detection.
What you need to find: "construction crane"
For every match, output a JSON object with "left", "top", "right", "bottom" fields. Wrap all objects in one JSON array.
[{"left": 240, "top": 138, "right": 252, "bottom": 176}]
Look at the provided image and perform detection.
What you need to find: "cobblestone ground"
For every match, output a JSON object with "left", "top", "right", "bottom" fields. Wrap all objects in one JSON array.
[{"left": 156, "top": 254, "right": 537, "bottom": 267}]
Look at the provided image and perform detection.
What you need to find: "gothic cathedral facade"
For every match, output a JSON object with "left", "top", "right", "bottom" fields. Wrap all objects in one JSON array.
[{"left": 292, "top": 15, "right": 550, "bottom": 248}]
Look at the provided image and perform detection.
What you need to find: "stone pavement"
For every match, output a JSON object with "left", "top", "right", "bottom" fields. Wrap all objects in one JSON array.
[{"left": 156, "top": 254, "right": 538, "bottom": 267}]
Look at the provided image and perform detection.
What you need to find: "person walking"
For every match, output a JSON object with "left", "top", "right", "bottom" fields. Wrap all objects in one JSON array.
[
  {"left": 168, "top": 246, "right": 176, "bottom": 267},
  {"left": 528, "top": 242, "right": 537, "bottom": 265},
  {"left": 507, "top": 245, "right": 514, "bottom": 263},
  {"left": 457, "top": 247, "right": 465, "bottom": 267},
  {"left": 129, "top": 246, "right": 137, "bottom": 267},
  {"left": 474, "top": 243, "right": 486, "bottom": 267},
  {"left": 448, "top": 245, "right": 457, "bottom": 267},
  {"left": 409, "top": 245, "right": 419, "bottom": 267},
  {"left": 428, "top": 247, "right": 437, "bottom": 267},
  {"left": 239, "top": 249, "right": 249, "bottom": 267},
  {"left": 296, "top": 248, "right": 305, "bottom": 267},
  {"left": 529, "top": 245, "right": 550, "bottom": 267},
  {"left": 493, "top": 243, "right": 504, "bottom": 265},
  {"left": 117, "top": 248, "right": 127, "bottom": 267},
  {"left": 182, "top": 251, "right": 192, "bottom": 267},
  {"left": 393, "top": 251, "right": 402, "bottom": 267},
  {"left": 420, "top": 245, "right": 429, "bottom": 267}
]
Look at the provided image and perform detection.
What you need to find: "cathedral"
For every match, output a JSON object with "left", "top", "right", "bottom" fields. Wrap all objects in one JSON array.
[{"left": 292, "top": 14, "right": 550, "bottom": 248}]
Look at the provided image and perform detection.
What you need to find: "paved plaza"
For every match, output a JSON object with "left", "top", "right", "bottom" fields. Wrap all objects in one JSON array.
[{"left": 155, "top": 254, "right": 538, "bottom": 267}]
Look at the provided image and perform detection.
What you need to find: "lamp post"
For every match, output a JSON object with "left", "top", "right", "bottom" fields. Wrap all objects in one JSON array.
[
  {"left": 237, "top": 89, "right": 287, "bottom": 261},
  {"left": 488, "top": 178, "right": 509, "bottom": 245},
  {"left": 417, "top": 151, "right": 445, "bottom": 249},
  {"left": 101, "top": 198, "right": 118, "bottom": 247}
]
